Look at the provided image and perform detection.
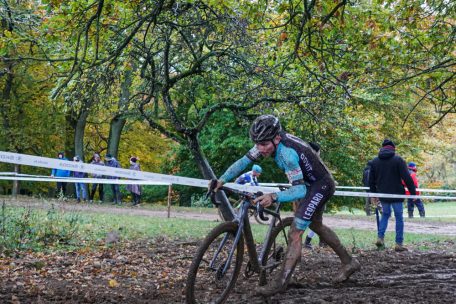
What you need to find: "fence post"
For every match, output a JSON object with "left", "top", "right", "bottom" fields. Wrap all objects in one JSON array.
[{"left": 167, "top": 184, "right": 172, "bottom": 218}]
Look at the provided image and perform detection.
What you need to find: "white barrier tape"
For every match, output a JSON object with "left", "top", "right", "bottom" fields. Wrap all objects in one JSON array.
[
  {"left": 0, "top": 151, "right": 206, "bottom": 188},
  {"left": 3, "top": 171, "right": 455, "bottom": 194},
  {"left": 334, "top": 190, "right": 456, "bottom": 201},
  {"left": 1, "top": 151, "right": 455, "bottom": 200},
  {"left": 0, "top": 172, "right": 50, "bottom": 178},
  {"left": 0, "top": 176, "right": 170, "bottom": 185},
  {"left": 231, "top": 183, "right": 456, "bottom": 200},
  {"left": 260, "top": 183, "right": 456, "bottom": 194}
]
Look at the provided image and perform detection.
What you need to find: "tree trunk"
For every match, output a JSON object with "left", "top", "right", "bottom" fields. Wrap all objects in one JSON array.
[
  {"left": 11, "top": 164, "right": 20, "bottom": 199},
  {"left": 107, "top": 115, "right": 126, "bottom": 158},
  {"left": 74, "top": 110, "right": 89, "bottom": 161},
  {"left": 187, "top": 135, "right": 234, "bottom": 221},
  {"left": 65, "top": 112, "right": 76, "bottom": 158},
  {"left": 107, "top": 65, "right": 133, "bottom": 158}
]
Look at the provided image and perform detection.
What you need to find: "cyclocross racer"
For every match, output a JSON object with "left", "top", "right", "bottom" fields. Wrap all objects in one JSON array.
[{"left": 212, "top": 114, "right": 360, "bottom": 295}]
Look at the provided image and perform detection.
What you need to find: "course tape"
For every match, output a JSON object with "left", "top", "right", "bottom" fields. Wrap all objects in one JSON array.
[
  {"left": 1, "top": 151, "right": 456, "bottom": 200},
  {"left": 259, "top": 183, "right": 456, "bottom": 194},
  {"left": 0, "top": 176, "right": 170, "bottom": 185},
  {"left": 0, "top": 151, "right": 206, "bottom": 188}
]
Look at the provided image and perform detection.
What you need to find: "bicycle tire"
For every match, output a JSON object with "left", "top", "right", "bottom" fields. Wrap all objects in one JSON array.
[
  {"left": 259, "top": 217, "right": 294, "bottom": 285},
  {"left": 186, "top": 222, "right": 244, "bottom": 304}
]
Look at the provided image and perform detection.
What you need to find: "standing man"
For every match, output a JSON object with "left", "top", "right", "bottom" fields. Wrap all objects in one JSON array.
[
  {"left": 51, "top": 151, "right": 71, "bottom": 198},
  {"left": 404, "top": 162, "right": 425, "bottom": 218},
  {"left": 89, "top": 153, "right": 105, "bottom": 203},
  {"left": 211, "top": 115, "right": 360, "bottom": 295},
  {"left": 105, "top": 154, "right": 122, "bottom": 205},
  {"left": 369, "top": 139, "right": 416, "bottom": 251}
]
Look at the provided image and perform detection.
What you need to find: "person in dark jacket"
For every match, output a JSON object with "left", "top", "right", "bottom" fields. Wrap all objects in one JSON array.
[
  {"left": 72, "top": 156, "right": 88, "bottom": 202},
  {"left": 105, "top": 154, "right": 122, "bottom": 205},
  {"left": 369, "top": 139, "right": 416, "bottom": 251},
  {"left": 51, "top": 151, "right": 71, "bottom": 197},
  {"left": 89, "top": 153, "right": 104, "bottom": 203}
]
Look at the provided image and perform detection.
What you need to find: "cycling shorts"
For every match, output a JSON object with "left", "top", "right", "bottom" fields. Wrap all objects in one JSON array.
[{"left": 295, "top": 176, "right": 335, "bottom": 222}]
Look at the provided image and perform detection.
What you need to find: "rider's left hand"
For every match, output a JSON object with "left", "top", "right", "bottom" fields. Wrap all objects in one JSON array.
[{"left": 254, "top": 193, "right": 277, "bottom": 208}]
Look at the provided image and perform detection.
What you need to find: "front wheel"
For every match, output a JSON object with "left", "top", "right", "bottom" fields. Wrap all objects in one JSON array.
[
  {"left": 259, "top": 217, "right": 294, "bottom": 285},
  {"left": 186, "top": 222, "right": 244, "bottom": 304}
]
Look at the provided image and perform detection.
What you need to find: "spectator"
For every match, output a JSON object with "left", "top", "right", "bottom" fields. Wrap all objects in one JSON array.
[
  {"left": 126, "top": 157, "right": 141, "bottom": 206},
  {"left": 89, "top": 153, "right": 104, "bottom": 203},
  {"left": 72, "top": 156, "right": 88, "bottom": 203},
  {"left": 369, "top": 139, "right": 416, "bottom": 251},
  {"left": 235, "top": 164, "right": 262, "bottom": 186},
  {"left": 403, "top": 162, "right": 425, "bottom": 218},
  {"left": 105, "top": 153, "right": 122, "bottom": 205},
  {"left": 51, "top": 151, "right": 71, "bottom": 198},
  {"left": 362, "top": 160, "right": 374, "bottom": 215}
]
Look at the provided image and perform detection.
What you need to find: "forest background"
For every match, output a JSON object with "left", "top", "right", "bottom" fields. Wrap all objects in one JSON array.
[{"left": 0, "top": 0, "right": 454, "bottom": 209}]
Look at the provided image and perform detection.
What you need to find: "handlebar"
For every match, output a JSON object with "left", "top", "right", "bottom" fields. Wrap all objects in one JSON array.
[{"left": 207, "top": 181, "right": 275, "bottom": 221}]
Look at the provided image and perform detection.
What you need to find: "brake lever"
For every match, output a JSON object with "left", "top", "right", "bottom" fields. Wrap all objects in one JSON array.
[{"left": 255, "top": 191, "right": 269, "bottom": 222}]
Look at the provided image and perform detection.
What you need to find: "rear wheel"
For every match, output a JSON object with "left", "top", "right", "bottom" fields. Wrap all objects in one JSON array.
[
  {"left": 186, "top": 222, "right": 244, "bottom": 304},
  {"left": 259, "top": 217, "right": 294, "bottom": 285}
]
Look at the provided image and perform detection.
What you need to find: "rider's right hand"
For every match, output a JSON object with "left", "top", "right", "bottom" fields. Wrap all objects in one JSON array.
[{"left": 208, "top": 179, "right": 224, "bottom": 193}]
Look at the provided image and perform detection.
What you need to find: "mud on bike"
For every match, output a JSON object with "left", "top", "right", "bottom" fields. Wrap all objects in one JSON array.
[{"left": 185, "top": 185, "right": 294, "bottom": 304}]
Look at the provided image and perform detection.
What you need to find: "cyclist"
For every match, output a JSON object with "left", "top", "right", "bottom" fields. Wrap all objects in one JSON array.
[
  {"left": 211, "top": 115, "right": 360, "bottom": 295},
  {"left": 235, "top": 164, "right": 262, "bottom": 186}
]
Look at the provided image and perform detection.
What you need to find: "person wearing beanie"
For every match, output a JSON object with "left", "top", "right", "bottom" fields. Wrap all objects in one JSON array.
[
  {"left": 50, "top": 151, "right": 71, "bottom": 198},
  {"left": 402, "top": 162, "right": 425, "bottom": 218},
  {"left": 126, "top": 157, "right": 141, "bottom": 206},
  {"left": 89, "top": 153, "right": 105, "bottom": 203},
  {"left": 369, "top": 139, "right": 416, "bottom": 252}
]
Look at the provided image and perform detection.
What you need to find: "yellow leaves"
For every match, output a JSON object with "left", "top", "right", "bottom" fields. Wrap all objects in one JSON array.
[
  {"left": 108, "top": 279, "right": 119, "bottom": 288},
  {"left": 4, "top": 30, "right": 12, "bottom": 38}
]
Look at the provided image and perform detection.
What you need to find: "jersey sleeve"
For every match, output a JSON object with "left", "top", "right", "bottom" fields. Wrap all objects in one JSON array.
[
  {"left": 220, "top": 155, "right": 252, "bottom": 183},
  {"left": 275, "top": 145, "right": 307, "bottom": 203}
]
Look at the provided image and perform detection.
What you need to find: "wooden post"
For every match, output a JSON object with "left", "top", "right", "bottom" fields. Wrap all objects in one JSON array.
[{"left": 167, "top": 184, "right": 172, "bottom": 218}]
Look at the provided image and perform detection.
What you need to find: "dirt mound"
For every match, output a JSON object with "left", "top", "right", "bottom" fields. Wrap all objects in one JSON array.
[{"left": 1, "top": 238, "right": 456, "bottom": 303}]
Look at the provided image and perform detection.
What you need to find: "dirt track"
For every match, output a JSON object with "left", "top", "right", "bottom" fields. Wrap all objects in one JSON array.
[
  {"left": 2, "top": 198, "right": 456, "bottom": 303},
  {"left": 4, "top": 197, "right": 456, "bottom": 236},
  {"left": 1, "top": 238, "right": 455, "bottom": 304}
]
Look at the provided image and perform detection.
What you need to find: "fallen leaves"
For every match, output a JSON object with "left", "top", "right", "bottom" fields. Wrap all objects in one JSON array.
[{"left": 0, "top": 237, "right": 196, "bottom": 302}]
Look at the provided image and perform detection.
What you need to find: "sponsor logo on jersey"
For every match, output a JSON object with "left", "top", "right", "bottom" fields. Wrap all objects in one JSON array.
[{"left": 304, "top": 192, "right": 324, "bottom": 219}]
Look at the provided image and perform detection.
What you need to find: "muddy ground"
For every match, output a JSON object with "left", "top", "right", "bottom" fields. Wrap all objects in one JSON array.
[{"left": 1, "top": 237, "right": 456, "bottom": 304}]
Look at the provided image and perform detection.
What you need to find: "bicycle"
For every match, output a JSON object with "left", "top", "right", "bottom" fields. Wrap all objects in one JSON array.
[{"left": 185, "top": 184, "right": 294, "bottom": 304}]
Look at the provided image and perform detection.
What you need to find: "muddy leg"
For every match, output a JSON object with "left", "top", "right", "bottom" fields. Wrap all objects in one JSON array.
[
  {"left": 258, "top": 221, "right": 303, "bottom": 296},
  {"left": 310, "top": 220, "right": 360, "bottom": 282}
]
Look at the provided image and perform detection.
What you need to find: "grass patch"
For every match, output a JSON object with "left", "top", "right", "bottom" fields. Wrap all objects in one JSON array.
[{"left": 1, "top": 201, "right": 454, "bottom": 256}]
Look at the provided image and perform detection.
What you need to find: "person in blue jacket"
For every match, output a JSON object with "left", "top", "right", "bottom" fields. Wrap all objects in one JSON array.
[
  {"left": 51, "top": 151, "right": 71, "bottom": 197},
  {"left": 235, "top": 164, "right": 262, "bottom": 186}
]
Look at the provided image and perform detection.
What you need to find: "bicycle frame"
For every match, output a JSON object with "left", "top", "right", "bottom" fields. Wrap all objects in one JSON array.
[{"left": 211, "top": 191, "right": 287, "bottom": 277}]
